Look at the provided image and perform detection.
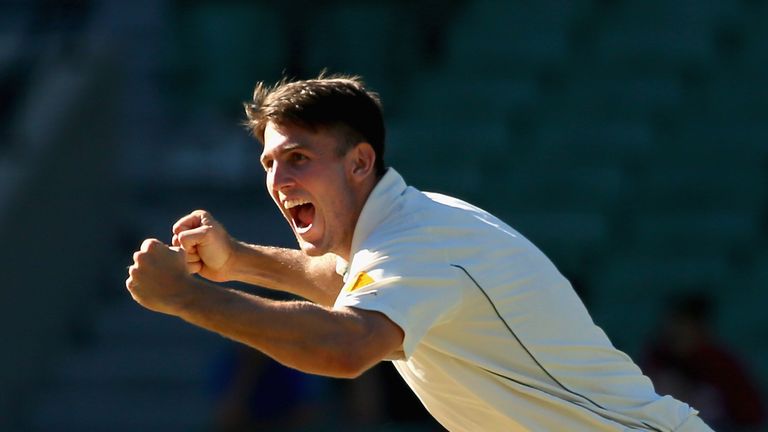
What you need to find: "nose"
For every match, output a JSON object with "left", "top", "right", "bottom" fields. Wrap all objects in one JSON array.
[{"left": 269, "top": 161, "right": 295, "bottom": 193}]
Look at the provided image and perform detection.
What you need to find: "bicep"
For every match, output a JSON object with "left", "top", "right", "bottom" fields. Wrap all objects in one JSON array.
[{"left": 304, "top": 253, "right": 345, "bottom": 305}]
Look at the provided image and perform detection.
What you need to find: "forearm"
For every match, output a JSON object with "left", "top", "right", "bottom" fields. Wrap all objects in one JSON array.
[
  {"left": 226, "top": 242, "right": 342, "bottom": 306},
  {"left": 174, "top": 278, "right": 384, "bottom": 378}
]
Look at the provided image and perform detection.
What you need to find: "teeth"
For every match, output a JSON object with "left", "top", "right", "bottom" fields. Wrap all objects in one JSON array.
[{"left": 283, "top": 198, "right": 311, "bottom": 209}]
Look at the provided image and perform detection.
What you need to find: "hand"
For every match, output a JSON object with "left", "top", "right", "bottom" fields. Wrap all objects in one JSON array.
[
  {"left": 126, "top": 239, "right": 194, "bottom": 315},
  {"left": 171, "top": 210, "right": 236, "bottom": 282}
]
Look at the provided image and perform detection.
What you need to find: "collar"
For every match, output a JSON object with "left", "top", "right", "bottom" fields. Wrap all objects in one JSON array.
[{"left": 336, "top": 168, "right": 408, "bottom": 278}]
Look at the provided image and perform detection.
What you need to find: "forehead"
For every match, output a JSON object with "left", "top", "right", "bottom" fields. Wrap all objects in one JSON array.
[{"left": 261, "top": 121, "right": 340, "bottom": 158}]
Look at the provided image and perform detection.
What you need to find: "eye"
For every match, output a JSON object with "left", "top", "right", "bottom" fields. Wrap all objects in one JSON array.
[{"left": 289, "top": 152, "right": 308, "bottom": 164}]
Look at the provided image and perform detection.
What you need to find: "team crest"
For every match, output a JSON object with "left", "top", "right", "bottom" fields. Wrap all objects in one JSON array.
[{"left": 346, "top": 271, "right": 374, "bottom": 293}]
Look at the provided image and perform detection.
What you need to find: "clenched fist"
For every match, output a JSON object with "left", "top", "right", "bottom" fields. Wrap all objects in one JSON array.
[
  {"left": 126, "top": 238, "right": 195, "bottom": 315},
  {"left": 171, "top": 210, "right": 237, "bottom": 282}
]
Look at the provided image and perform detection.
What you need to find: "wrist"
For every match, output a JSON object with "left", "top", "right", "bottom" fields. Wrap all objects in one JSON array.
[
  {"left": 221, "top": 239, "right": 248, "bottom": 281},
  {"left": 167, "top": 275, "right": 206, "bottom": 317}
]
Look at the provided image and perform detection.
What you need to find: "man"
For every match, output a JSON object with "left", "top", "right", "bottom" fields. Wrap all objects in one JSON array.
[
  {"left": 126, "top": 75, "right": 712, "bottom": 431},
  {"left": 642, "top": 292, "right": 764, "bottom": 430}
]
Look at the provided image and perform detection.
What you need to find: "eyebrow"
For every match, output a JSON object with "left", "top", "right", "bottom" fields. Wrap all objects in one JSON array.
[{"left": 260, "top": 142, "right": 306, "bottom": 164}]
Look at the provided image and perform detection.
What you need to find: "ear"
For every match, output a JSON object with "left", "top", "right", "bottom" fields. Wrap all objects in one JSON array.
[{"left": 347, "top": 142, "right": 376, "bottom": 183}]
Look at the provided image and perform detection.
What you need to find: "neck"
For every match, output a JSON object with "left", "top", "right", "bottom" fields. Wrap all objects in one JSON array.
[{"left": 339, "top": 172, "right": 382, "bottom": 261}]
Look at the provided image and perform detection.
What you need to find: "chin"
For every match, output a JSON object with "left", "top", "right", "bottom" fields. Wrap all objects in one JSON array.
[{"left": 297, "top": 239, "right": 327, "bottom": 257}]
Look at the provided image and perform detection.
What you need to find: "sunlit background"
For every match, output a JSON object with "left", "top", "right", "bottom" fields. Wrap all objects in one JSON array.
[{"left": 1, "top": 1, "right": 766, "bottom": 431}]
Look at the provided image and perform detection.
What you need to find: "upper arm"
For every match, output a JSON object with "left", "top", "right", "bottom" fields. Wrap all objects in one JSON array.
[
  {"left": 304, "top": 253, "right": 345, "bottom": 306},
  {"left": 335, "top": 305, "right": 405, "bottom": 375},
  {"left": 228, "top": 245, "right": 343, "bottom": 306}
]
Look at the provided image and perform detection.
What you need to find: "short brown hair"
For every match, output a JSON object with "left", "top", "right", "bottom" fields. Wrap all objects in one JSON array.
[{"left": 244, "top": 74, "right": 386, "bottom": 176}]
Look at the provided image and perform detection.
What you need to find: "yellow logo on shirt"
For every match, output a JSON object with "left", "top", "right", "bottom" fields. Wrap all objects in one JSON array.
[{"left": 347, "top": 271, "right": 374, "bottom": 293}]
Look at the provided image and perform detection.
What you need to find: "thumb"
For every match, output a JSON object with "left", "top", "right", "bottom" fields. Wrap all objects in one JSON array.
[
  {"left": 169, "top": 246, "right": 203, "bottom": 274},
  {"left": 168, "top": 245, "right": 190, "bottom": 259}
]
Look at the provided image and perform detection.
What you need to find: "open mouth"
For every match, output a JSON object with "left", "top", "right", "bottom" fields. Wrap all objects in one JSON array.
[{"left": 284, "top": 199, "right": 315, "bottom": 234}]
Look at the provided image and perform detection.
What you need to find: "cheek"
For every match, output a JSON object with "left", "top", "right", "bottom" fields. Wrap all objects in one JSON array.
[
  {"left": 324, "top": 186, "right": 355, "bottom": 224},
  {"left": 265, "top": 175, "right": 277, "bottom": 199}
]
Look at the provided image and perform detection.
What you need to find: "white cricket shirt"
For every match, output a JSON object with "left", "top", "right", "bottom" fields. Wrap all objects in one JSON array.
[{"left": 334, "top": 169, "right": 708, "bottom": 431}]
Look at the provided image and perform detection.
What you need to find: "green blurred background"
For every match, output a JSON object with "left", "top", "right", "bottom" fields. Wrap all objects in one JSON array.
[{"left": 1, "top": 0, "right": 766, "bottom": 430}]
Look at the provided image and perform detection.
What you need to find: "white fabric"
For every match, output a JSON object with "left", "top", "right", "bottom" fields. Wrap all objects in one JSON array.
[{"left": 334, "top": 169, "right": 709, "bottom": 432}]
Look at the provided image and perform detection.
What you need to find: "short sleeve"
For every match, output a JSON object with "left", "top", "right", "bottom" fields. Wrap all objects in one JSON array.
[{"left": 333, "top": 247, "right": 462, "bottom": 359}]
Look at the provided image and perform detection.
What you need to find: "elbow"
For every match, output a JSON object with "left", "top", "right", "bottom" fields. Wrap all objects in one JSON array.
[
  {"left": 332, "top": 366, "right": 366, "bottom": 380},
  {"left": 324, "top": 343, "right": 377, "bottom": 379},
  {"left": 316, "top": 324, "right": 388, "bottom": 378},
  {"left": 340, "top": 357, "right": 376, "bottom": 379}
]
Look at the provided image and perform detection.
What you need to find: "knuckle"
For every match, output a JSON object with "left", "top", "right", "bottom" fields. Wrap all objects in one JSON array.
[{"left": 144, "top": 239, "right": 164, "bottom": 252}]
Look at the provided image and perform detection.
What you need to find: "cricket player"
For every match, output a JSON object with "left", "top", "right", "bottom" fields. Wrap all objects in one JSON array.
[{"left": 126, "top": 75, "right": 713, "bottom": 431}]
